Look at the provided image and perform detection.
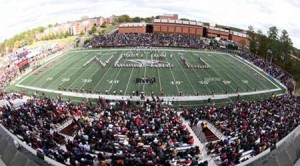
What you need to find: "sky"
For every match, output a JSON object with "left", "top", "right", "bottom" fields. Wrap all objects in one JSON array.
[{"left": 0, "top": 0, "right": 299, "bottom": 48}]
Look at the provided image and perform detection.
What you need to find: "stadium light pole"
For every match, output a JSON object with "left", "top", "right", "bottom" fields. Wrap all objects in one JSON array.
[{"left": 267, "top": 49, "right": 273, "bottom": 64}]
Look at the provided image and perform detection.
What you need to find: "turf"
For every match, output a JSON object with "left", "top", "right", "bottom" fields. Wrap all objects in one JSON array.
[{"left": 10, "top": 48, "right": 286, "bottom": 100}]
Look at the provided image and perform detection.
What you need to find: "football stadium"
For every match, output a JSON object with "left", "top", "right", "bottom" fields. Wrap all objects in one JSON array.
[{"left": 0, "top": 2, "right": 300, "bottom": 166}]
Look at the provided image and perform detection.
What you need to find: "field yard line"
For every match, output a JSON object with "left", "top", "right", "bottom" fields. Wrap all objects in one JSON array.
[
  {"left": 91, "top": 67, "right": 111, "bottom": 92},
  {"left": 189, "top": 53, "right": 225, "bottom": 94},
  {"left": 168, "top": 64, "right": 180, "bottom": 94},
  {"left": 79, "top": 64, "right": 101, "bottom": 90},
  {"left": 79, "top": 52, "right": 111, "bottom": 90},
  {"left": 186, "top": 57, "right": 211, "bottom": 95},
  {"left": 92, "top": 50, "right": 124, "bottom": 92},
  {"left": 173, "top": 52, "right": 196, "bottom": 94},
  {"left": 108, "top": 68, "right": 123, "bottom": 92},
  {"left": 17, "top": 51, "right": 66, "bottom": 86},
  {"left": 43, "top": 53, "right": 86, "bottom": 88},
  {"left": 214, "top": 53, "right": 264, "bottom": 91},
  {"left": 34, "top": 53, "right": 89, "bottom": 88},
  {"left": 142, "top": 54, "right": 148, "bottom": 91},
  {"left": 30, "top": 52, "right": 85, "bottom": 87},
  {"left": 228, "top": 56, "right": 271, "bottom": 90},
  {"left": 65, "top": 58, "right": 98, "bottom": 90},
  {"left": 124, "top": 68, "right": 134, "bottom": 95},
  {"left": 205, "top": 53, "right": 244, "bottom": 92},
  {"left": 46, "top": 54, "right": 90, "bottom": 89},
  {"left": 157, "top": 68, "right": 162, "bottom": 92},
  {"left": 224, "top": 52, "right": 282, "bottom": 91}
]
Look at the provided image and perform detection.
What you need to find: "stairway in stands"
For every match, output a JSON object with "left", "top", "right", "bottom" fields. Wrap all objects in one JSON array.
[
  {"left": 60, "top": 121, "right": 78, "bottom": 137},
  {"left": 203, "top": 128, "right": 219, "bottom": 142}
]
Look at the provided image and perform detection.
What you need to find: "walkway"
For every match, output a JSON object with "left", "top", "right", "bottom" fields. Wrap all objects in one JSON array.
[{"left": 178, "top": 112, "right": 216, "bottom": 166}]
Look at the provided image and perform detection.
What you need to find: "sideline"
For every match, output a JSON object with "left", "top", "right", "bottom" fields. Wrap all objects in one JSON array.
[{"left": 15, "top": 83, "right": 280, "bottom": 101}]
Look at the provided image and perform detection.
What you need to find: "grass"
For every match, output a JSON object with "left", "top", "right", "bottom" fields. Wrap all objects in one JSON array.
[
  {"left": 30, "top": 36, "right": 77, "bottom": 47},
  {"left": 99, "top": 24, "right": 118, "bottom": 35},
  {"left": 6, "top": 48, "right": 286, "bottom": 104}
]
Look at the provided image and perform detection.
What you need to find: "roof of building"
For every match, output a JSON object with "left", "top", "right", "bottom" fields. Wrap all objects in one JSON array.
[
  {"left": 153, "top": 19, "right": 204, "bottom": 26},
  {"left": 119, "top": 22, "right": 147, "bottom": 27}
]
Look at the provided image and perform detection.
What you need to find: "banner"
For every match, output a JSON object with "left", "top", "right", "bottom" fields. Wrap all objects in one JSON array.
[{"left": 16, "top": 58, "right": 28, "bottom": 68}]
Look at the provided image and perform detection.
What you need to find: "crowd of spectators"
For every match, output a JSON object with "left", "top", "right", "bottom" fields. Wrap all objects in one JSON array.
[
  {"left": 227, "top": 50, "right": 294, "bottom": 90},
  {"left": 0, "top": 93, "right": 205, "bottom": 166},
  {"left": 86, "top": 33, "right": 211, "bottom": 49},
  {"left": 181, "top": 94, "right": 300, "bottom": 165},
  {"left": 0, "top": 66, "right": 19, "bottom": 90}
]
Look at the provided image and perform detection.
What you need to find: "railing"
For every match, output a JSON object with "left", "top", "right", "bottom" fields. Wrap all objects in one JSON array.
[
  {"left": 0, "top": 124, "right": 65, "bottom": 166},
  {"left": 201, "top": 120, "right": 226, "bottom": 140},
  {"left": 237, "top": 124, "right": 300, "bottom": 166}
]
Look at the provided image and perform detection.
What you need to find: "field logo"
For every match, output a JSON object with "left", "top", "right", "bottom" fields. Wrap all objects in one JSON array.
[{"left": 126, "top": 59, "right": 170, "bottom": 67}]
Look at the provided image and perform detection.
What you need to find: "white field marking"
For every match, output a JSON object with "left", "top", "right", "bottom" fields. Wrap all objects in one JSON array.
[
  {"left": 46, "top": 54, "right": 90, "bottom": 89},
  {"left": 17, "top": 51, "right": 66, "bottom": 86},
  {"left": 167, "top": 57, "right": 180, "bottom": 94},
  {"left": 108, "top": 68, "right": 122, "bottom": 92},
  {"left": 79, "top": 63, "right": 102, "bottom": 89},
  {"left": 124, "top": 68, "right": 134, "bottom": 95},
  {"left": 61, "top": 78, "right": 70, "bottom": 82},
  {"left": 90, "top": 52, "right": 115, "bottom": 92},
  {"left": 65, "top": 59, "right": 98, "bottom": 90},
  {"left": 157, "top": 67, "right": 162, "bottom": 92},
  {"left": 224, "top": 52, "right": 283, "bottom": 91},
  {"left": 44, "top": 53, "right": 85, "bottom": 88},
  {"left": 65, "top": 51, "right": 111, "bottom": 90},
  {"left": 46, "top": 77, "right": 53, "bottom": 81},
  {"left": 91, "top": 65, "right": 112, "bottom": 92},
  {"left": 142, "top": 53, "right": 148, "bottom": 91},
  {"left": 190, "top": 53, "right": 226, "bottom": 93},
  {"left": 216, "top": 53, "right": 266, "bottom": 90},
  {"left": 202, "top": 53, "right": 244, "bottom": 92},
  {"left": 173, "top": 53, "right": 196, "bottom": 93},
  {"left": 15, "top": 83, "right": 283, "bottom": 101},
  {"left": 30, "top": 53, "right": 83, "bottom": 87},
  {"left": 187, "top": 60, "right": 211, "bottom": 94}
]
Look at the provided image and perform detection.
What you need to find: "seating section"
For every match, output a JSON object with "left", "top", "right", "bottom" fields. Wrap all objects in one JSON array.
[{"left": 182, "top": 95, "right": 300, "bottom": 165}]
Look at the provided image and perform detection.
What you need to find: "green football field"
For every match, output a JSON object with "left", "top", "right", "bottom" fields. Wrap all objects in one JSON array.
[{"left": 11, "top": 48, "right": 286, "bottom": 101}]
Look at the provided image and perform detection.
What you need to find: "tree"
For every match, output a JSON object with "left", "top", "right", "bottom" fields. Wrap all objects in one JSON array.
[
  {"left": 267, "top": 26, "right": 278, "bottom": 40},
  {"left": 247, "top": 26, "right": 257, "bottom": 54},
  {"left": 180, "top": 18, "right": 190, "bottom": 21},
  {"left": 14, "top": 40, "right": 21, "bottom": 48},
  {"left": 117, "top": 15, "right": 131, "bottom": 23},
  {"left": 59, "top": 32, "right": 64, "bottom": 39},
  {"left": 37, "top": 26, "right": 45, "bottom": 33},
  {"left": 101, "top": 22, "right": 107, "bottom": 28},
  {"left": 64, "top": 31, "right": 70, "bottom": 38},
  {"left": 132, "top": 17, "right": 141, "bottom": 22},
  {"left": 280, "top": 29, "right": 293, "bottom": 59},
  {"left": 80, "top": 31, "right": 85, "bottom": 36}
]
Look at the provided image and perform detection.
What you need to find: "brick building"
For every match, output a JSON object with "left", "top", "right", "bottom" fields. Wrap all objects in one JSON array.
[
  {"left": 153, "top": 19, "right": 204, "bottom": 36},
  {"left": 158, "top": 14, "right": 179, "bottom": 20},
  {"left": 117, "top": 15, "right": 250, "bottom": 46},
  {"left": 229, "top": 31, "right": 250, "bottom": 46},
  {"left": 119, "top": 23, "right": 147, "bottom": 34},
  {"left": 205, "top": 26, "right": 230, "bottom": 40}
]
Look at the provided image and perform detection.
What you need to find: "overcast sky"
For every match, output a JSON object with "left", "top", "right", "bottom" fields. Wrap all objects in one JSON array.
[{"left": 0, "top": 0, "right": 299, "bottom": 48}]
